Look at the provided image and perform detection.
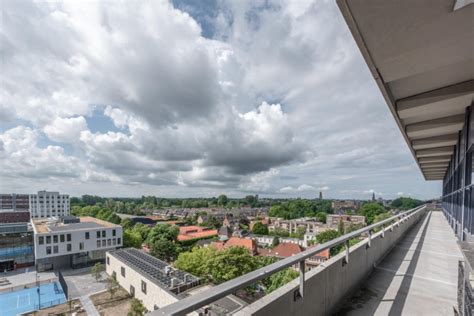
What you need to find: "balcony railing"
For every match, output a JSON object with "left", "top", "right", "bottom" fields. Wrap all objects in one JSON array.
[{"left": 154, "top": 205, "right": 427, "bottom": 315}]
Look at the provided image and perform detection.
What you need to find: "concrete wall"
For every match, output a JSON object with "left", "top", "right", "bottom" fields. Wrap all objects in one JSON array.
[
  {"left": 235, "top": 209, "right": 427, "bottom": 316},
  {"left": 106, "top": 252, "right": 179, "bottom": 312}
]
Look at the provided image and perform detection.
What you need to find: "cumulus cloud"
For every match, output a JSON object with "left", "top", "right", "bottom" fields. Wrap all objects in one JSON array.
[
  {"left": 44, "top": 116, "right": 88, "bottom": 143},
  {"left": 0, "top": 0, "right": 440, "bottom": 199}
]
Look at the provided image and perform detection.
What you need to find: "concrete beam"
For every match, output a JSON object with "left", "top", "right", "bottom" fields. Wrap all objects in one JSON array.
[
  {"left": 397, "top": 80, "right": 474, "bottom": 119},
  {"left": 412, "top": 134, "right": 459, "bottom": 150},
  {"left": 406, "top": 114, "right": 465, "bottom": 139},
  {"left": 416, "top": 146, "right": 455, "bottom": 158},
  {"left": 419, "top": 162, "right": 449, "bottom": 168},
  {"left": 418, "top": 156, "right": 452, "bottom": 163}
]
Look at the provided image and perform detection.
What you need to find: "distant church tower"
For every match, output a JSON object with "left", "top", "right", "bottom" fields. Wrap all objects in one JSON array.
[
  {"left": 319, "top": 191, "right": 323, "bottom": 200},
  {"left": 372, "top": 192, "right": 376, "bottom": 201}
]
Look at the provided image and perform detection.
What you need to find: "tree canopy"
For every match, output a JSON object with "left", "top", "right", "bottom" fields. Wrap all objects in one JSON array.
[
  {"left": 390, "top": 197, "right": 423, "bottom": 210},
  {"left": 358, "top": 202, "right": 386, "bottom": 225},
  {"left": 252, "top": 222, "right": 269, "bottom": 235},
  {"left": 268, "top": 199, "right": 333, "bottom": 219}
]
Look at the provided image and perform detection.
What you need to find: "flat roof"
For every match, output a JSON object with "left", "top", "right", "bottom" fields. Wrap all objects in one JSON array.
[
  {"left": 32, "top": 216, "right": 119, "bottom": 233},
  {"left": 337, "top": 0, "right": 474, "bottom": 180},
  {"left": 109, "top": 248, "right": 200, "bottom": 292}
]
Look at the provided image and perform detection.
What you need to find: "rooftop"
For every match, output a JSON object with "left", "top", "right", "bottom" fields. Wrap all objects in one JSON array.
[
  {"left": 32, "top": 216, "right": 119, "bottom": 233},
  {"left": 109, "top": 248, "right": 200, "bottom": 293}
]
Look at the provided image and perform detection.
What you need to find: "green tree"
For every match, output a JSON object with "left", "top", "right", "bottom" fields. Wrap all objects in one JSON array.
[
  {"left": 359, "top": 203, "right": 386, "bottom": 225},
  {"left": 390, "top": 197, "right": 423, "bottom": 210},
  {"left": 315, "top": 212, "right": 327, "bottom": 223},
  {"left": 91, "top": 262, "right": 104, "bottom": 281},
  {"left": 150, "top": 239, "right": 178, "bottom": 262},
  {"left": 128, "top": 298, "right": 146, "bottom": 316},
  {"left": 146, "top": 224, "right": 179, "bottom": 245},
  {"left": 338, "top": 218, "right": 345, "bottom": 235},
  {"left": 269, "top": 227, "right": 289, "bottom": 237},
  {"left": 107, "top": 276, "right": 119, "bottom": 299},
  {"left": 316, "top": 229, "right": 342, "bottom": 256},
  {"left": 123, "top": 229, "right": 143, "bottom": 248},
  {"left": 264, "top": 268, "right": 299, "bottom": 294},
  {"left": 174, "top": 246, "right": 257, "bottom": 284},
  {"left": 252, "top": 222, "right": 269, "bottom": 235},
  {"left": 121, "top": 218, "right": 134, "bottom": 230},
  {"left": 217, "top": 194, "right": 228, "bottom": 206}
]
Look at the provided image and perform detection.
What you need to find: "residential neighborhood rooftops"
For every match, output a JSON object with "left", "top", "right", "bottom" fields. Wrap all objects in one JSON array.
[{"left": 260, "top": 242, "right": 303, "bottom": 258}]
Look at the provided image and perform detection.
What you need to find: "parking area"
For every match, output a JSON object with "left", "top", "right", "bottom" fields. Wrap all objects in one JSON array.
[{"left": 61, "top": 267, "right": 107, "bottom": 299}]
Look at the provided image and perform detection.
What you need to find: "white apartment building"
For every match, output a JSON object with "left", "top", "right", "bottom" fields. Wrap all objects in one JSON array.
[
  {"left": 32, "top": 216, "right": 122, "bottom": 271},
  {"left": 29, "top": 191, "right": 70, "bottom": 218}
]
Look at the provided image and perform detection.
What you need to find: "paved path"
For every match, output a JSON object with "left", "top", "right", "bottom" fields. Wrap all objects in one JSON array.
[
  {"left": 340, "top": 211, "right": 462, "bottom": 316},
  {"left": 79, "top": 295, "right": 100, "bottom": 316}
]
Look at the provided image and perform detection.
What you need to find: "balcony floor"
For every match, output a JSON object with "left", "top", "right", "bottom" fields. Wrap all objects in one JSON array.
[{"left": 338, "top": 211, "right": 462, "bottom": 315}]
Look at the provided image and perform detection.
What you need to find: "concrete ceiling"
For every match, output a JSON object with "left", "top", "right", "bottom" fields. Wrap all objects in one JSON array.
[{"left": 337, "top": 0, "right": 474, "bottom": 180}]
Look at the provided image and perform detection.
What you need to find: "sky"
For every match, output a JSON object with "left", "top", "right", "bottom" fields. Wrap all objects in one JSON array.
[{"left": 0, "top": 0, "right": 441, "bottom": 199}]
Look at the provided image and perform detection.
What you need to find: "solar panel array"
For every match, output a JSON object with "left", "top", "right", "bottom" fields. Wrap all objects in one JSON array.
[{"left": 111, "top": 248, "right": 199, "bottom": 290}]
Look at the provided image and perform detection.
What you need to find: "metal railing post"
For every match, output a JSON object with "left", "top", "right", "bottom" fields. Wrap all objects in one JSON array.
[
  {"left": 299, "top": 260, "right": 305, "bottom": 298},
  {"left": 367, "top": 230, "right": 372, "bottom": 248},
  {"left": 345, "top": 240, "right": 350, "bottom": 264},
  {"left": 381, "top": 224, "right": 385, "bottom": 238}
]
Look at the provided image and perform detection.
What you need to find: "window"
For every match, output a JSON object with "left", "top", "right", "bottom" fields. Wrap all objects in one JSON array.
[
  {"left": 46, "top": 246, "right": 51, "bottom": 255},
  {"left": 39, "top": 236, "right": 44, "bottom": 245},
  {"left": 96, "top": 231, "right": 100, "bottom": 238},
  {"left": 85, "top": 232, "right": 90, "bottom": 240},
  {"left": 79, "top": 242, "right": 84, "bottom": 250},
  {"left": 46, "top": 236, "right": 51, "bottom": 244},
  {"left": 102, "top": 230, "right": 106, "bottom": 238},
  {"left": 53, "top": 245, "right": 58, "bottom": 253},
  {"left": 113, "top": 239, "right": 116, "bottom": 245},
  {"left": 53, "top": 235, "right": 58, "bottom": 243},
  {"left": 67, "top": 234, "right": 71, "bottom": 242},
  {"left": 67, "top": 244, "right": 72, "bottom": 252},
  {"left": 97, "top": 240, "right": 101, "bottom": 248},
  {"left": 107, "top": 256, "right": 110, "bottom": 265},
  {"left": 60, "top": 234, "right": 65, "bottom": 242},
  {"left": 121, "top": 267, "right": 125, "bottom": 277},
  {"left": 113, "top": 229, "right": 116, "bottom": 237},
  {"left": 112, "top": 271, "right": 116, "bottom": 279},
  {"left": 130, "top": 285, "right": 135, "bottom": 297},
  {"left": 141, "top": 280, "right": 147, "bottom": 294},
  {"left": 117, "top": 238, "right": 121, "bottom": 245},
  {"left": 107, "top": 239, "right": 111, "bottom": 246},
  {"left": 102, "top": 240, "right": 106, "bottom": 247}
]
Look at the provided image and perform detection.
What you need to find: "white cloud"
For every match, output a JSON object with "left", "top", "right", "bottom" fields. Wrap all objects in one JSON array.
[{"left": 44, "top": 116, "right": 88, "bottom": 143}]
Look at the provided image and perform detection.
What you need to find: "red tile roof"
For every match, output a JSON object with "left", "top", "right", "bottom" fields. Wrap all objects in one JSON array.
[
  {"left": 211, "top": 237, "right": 257, "bottom": 254},
  {"left": 178, "top": 226, "right": 218, "bottom": 241},
  {"left": 262, "top": 242, "right": 303, "bottom": 258}
]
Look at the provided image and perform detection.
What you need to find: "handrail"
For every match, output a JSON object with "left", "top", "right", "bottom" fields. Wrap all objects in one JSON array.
[{"left": 154, "top": 205, "right": 427, "bottom": 315}]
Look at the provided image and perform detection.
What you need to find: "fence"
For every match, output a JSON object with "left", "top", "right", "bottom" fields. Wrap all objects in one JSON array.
[{"left": 58, "top": 271, "right": 68, "bottom": 300}]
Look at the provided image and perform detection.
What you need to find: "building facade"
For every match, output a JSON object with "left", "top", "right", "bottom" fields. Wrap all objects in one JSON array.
[
  {"left": 32, "top": 216, "right": 122, "bottom": 271},
  {"left": 269, "top": 218, "right": 329, "bottom": 235},
  {"left": 0, "top": 194, "right": 30, "bottom": 210},
  {"left": 106, "top": 248, "right": 200, "bottom": 312},
  {"left": 29, "top": 191, "right": 70, "bottom": 218},
  {"left": 0, "top": 222, "right": 34, "bottom": 271},
  {"left": 327, "top": 214, "right": 366, "bottom": 229}
]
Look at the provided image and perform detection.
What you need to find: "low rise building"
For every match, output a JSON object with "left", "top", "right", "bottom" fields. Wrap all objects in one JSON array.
[
  {"left": 29, "top": 191, "right": 70, "bottom": 218},
  {"left": 32, "top": 216, "right": 122, "bottom": 271},
  {"left": 331, "top": 200, "right": 361, "bottom": 212},
  {"left": 327, "top": 214, "right": 366, "bottom": 229},
  {"left": 212, "top": 237, "right": 258, "bottom": 255},
  {"left": 0, "top": 222, "right": 34, "bottom": 271},
  {"left": 106, "top": 248, "right": 201, "bottom": 312},
  {"left": 248, "top": 234, "right": 305, "bottom": 248},
  {"left": 0, "top": 194, "right": 30, "bottom": 210},
  {"left": 269, "top": 218, "right": 329, "bottom": 235}
]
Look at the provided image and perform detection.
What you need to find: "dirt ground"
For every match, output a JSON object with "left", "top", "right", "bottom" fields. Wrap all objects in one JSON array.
[
  {"left": 23, "top": 299, "right": 86, "bottom": 316},
  {"left": 90, "top": 287, "right": 132, "bottom": 315}
]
